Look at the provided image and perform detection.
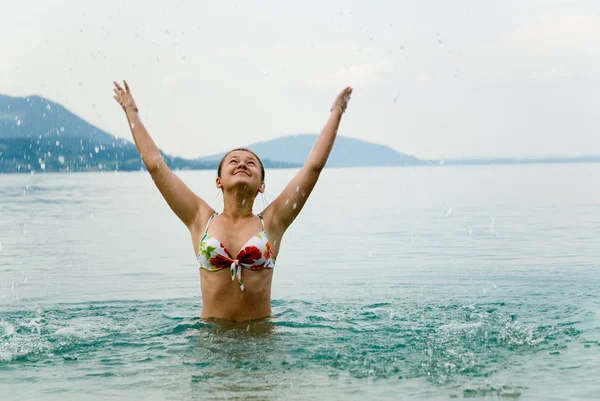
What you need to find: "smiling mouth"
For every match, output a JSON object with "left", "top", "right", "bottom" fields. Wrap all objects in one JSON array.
[{"left": 234, "top": 170, "right": 250, "bottom": 176}]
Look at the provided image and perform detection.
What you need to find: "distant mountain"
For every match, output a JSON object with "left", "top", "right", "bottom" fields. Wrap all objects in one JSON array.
[
  {"left": 0, "top": 94, "right": 298, "bottom": 173},
  {"left": 0, "top": 94, "right": 117, "bottom": 144},
  {"left": 3, "top": 94, "right": 598, "bottom": 173},
  {"left": 199, "top": 133, "right": 424, "bottom": 167}
]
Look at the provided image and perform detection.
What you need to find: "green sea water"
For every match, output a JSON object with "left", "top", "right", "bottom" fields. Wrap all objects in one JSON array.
[{"left": 1, "top": 165, "right": 599, "bottom": 399}]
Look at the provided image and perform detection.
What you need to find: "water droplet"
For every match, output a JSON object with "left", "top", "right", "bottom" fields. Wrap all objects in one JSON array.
[
  {"left": 58, "top": 155, "right": 65, "bottom": 164},
  {"left": 489, "top": 217, "right": 496, "bottom": 233},
  {"left": 292, "top": 203, "right": 297, "bottom": 209},
  {"left": 17, "top": 120, "right": 21, "bottom": 126},
  {"left": 40, "top": 162, "right": 46, "bottom": 170},
  {"left": 130, "top": 123, "right": 135, "bottom": 129},
  {"left": 98, "top": 163, "right": 103, "bottom": 170},
  {"left": 60, "top": 127, "right": 65, "bottom": 132},
  {"left": 94, "top": 146, "right": 100, "bottom": 153},
  {"left": 55, "top": 140, "right": 60, "bottom": 146},
  {"left": 285, "top": 199, "right": 289, "bottom": 205},
  {"left": 46, "top": 104, "right": 51, "bottom": 111},
  {"left": 296, "top": 186, "right": 300, "bottom": 192}
]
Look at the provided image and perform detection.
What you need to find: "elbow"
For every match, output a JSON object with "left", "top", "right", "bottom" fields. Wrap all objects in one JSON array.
[
  {"left": 307, "top": 163, "right": 324, "bottom": 174},
  {"left": 146, "top": 155, "right": 165, "bottom": 174}
]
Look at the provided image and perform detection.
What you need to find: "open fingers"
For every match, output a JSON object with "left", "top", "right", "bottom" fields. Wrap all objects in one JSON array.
[
  {"left": 113, "top": 81, "right": 124, "bottom": 93},
  {"left": 123, "top": 80, "right": 130, "bottom": 92}
]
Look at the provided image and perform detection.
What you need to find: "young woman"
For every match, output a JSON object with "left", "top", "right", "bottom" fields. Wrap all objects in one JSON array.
[{"left": 113, "top": 81, "right": 352, "bottom": 322}]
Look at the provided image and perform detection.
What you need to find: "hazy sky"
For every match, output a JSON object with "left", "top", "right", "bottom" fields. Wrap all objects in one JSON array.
[{"left": 1, "top": 0, "right": 598, "bottom": 159}]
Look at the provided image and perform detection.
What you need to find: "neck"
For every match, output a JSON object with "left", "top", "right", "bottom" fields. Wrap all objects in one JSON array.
[{"left": 221, "top": 187, "right": 255, "bottom": 220}]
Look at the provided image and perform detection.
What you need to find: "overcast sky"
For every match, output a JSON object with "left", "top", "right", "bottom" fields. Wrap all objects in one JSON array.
[{"left": 1, "top": 0, "right": 598, "bottom": 160}]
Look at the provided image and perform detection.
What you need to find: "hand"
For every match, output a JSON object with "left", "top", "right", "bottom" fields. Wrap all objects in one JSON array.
[
  {"left": 113, "top": 80, "right": 139, "bottom": 113},
  {"left": 330, "top": 86, "right": 353, "bottom": 114}
]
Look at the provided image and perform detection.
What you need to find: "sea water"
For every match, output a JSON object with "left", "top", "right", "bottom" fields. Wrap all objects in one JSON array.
[{"left": 1, "top": 164, "right": 599, "bottom": 400}]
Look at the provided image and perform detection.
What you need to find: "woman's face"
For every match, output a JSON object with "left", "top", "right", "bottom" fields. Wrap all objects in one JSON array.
[{"left": 218, "top": 150, "right": 264, "bottom": 193}]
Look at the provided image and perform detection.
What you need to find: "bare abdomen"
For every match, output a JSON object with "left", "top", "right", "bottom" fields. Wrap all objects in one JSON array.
[{"left": 199, "top": 268, "right": 273, "bottom": 322}]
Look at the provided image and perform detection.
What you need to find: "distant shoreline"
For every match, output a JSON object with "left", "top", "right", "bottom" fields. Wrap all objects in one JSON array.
[
  {"left": 3, "top": 158, "right": 599, "bottom": 174},
  {"left": 2, "top": 94, "right": 598, "bottom": 174}
]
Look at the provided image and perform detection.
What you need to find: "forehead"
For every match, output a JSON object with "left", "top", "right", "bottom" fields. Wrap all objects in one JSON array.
[{"left": 227, "top": 150, "right": 257, "bottom": 160}]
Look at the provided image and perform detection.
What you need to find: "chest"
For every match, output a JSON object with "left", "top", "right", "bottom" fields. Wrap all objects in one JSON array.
[{"left": 206, "top": 220, "right": 264, "bottom": 257}]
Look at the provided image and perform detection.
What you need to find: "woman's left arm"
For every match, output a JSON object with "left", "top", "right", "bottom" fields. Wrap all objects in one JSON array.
[{"left": 262, "top": 87, "right": 353, "bottom": 238}]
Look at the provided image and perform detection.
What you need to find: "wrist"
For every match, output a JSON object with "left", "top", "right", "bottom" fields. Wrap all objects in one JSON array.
[
  {"left": 330, "top": 106, "right": 344, "bottom": 115},
  {"left": 330, "top": 106, "right": 343, "bottom": 117},
  {"left": 125, "top": 106, "right": 139, "bottom": 115}
]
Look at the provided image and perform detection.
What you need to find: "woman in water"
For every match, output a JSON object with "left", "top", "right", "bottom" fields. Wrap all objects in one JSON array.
[{"left": 113, "top": 81, "right": 352, "bottom": 322}]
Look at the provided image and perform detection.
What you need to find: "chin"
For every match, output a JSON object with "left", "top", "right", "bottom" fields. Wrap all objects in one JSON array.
[
  {"left": 229, "top": 177, "right": 258, "bottom": 189},
  {"left": 231, "top": 174, "right": 252, "bottom": 183}
]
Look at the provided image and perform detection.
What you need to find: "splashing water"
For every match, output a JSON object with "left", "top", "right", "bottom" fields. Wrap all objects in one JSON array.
[{"left": 0, "top": 297, "right": 589, "bottom": 400}]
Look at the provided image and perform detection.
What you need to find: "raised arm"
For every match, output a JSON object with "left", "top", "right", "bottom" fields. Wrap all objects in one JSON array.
[
  {"left": 113, "top": 81, "right": 214, "bottom": 229},
  {"left": 262, "top": 87, "right": 353, "bottom": 238}
]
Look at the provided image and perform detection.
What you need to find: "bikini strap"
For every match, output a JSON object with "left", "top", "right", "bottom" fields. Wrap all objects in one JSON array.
[
  {"left": 258, "top": 214, "right": 266, "bottom": 231},
  {"left": 204, "top": 212, "right": 218, "bottom": 234}
]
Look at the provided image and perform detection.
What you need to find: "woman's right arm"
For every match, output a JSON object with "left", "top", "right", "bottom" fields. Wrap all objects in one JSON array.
[{"left": 113, "top": 81, "right": 214, "bottom": 229}]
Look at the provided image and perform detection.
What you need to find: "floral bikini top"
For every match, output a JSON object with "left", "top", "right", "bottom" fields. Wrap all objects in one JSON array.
[{"left": 196, "top": 212, "right": 276, "bottom": 291}]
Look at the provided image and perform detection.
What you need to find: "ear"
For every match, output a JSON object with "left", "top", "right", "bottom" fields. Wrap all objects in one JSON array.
[
  {"left": 257, "top": 182, "right": 265, "bottom": 194},
  {"left": 216, "top": 177, "right": 222, "bottom": 189}
]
